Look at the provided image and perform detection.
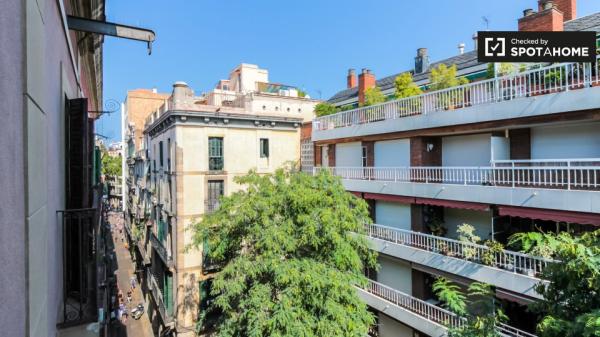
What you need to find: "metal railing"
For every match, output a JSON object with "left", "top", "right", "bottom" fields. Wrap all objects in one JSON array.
[
  {"left": 317, "top": 159, "right": 600, "bottom": 190},
  {"left": 365, "top": 223, "right": 555, "bottom": 277},
  {"left": 150, "top": 233, "right": 173, "bottom": 268},
  {"left": 149, "top": 272, "right": 173, "bottom": 322},
  {"left": 364, "top": 280, "right": 464, "bottom": 328},
  {"left": 205, "top": 199, "right": 220, "bottom": 214},
  {"left": 364, "top": 280, "right": 537, "bottom": 337},
  {"left": 314, "top": 57, "right": 600, "bottom": 131}
]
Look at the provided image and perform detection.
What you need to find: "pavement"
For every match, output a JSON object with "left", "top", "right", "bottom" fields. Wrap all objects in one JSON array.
[{"left": 108, "top": 211, "right": 155, "bottom": 337}]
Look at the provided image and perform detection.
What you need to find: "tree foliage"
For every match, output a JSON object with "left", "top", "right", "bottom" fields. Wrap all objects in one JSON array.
[
  {"left": 102, "top": 153, "right": 122, "bottom": 177},
  {"left": 363, "top": 86, "right": 386, "bottom": 106},
  {"left": 531, "top": 230, "right": 600, "bottom": 337},
  {"left": 429, "top": 64, "right": 469, "bottom": 91},
  {"left": 394, "top": 72, "right": 422, "bottom": 99},
  {"left": 433, "top": 278, "right": 507, "bottom": 337},
  {"left": 190, "top": 169, "right": 378, "bottom": 337},
  {"left": 314, "top": 102, "right": 339, "bottom": 117}
]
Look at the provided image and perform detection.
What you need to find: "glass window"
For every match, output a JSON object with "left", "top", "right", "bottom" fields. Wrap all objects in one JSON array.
[
  {"left": 362, "top": 146, "right": 367, "bottom": 167},
  {"left": 208, "top": 137, "right": 223, "bottom": 171},
  {"left": 206, "top": 180, "right": 224, "bottom": 213},
  {"left": 260, "top": 138, "right": 269, "bottom": 158},
  {"left": 159, "top": 141, "right": 164, "bottom": 167}
]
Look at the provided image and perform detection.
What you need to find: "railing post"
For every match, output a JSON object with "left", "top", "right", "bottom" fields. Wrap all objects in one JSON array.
[
  {"left": 512, "top": 162, "right": 515, "bottom": 188},
  {"left": 567, "top": 161, "right": 571, "bottom": 190}
]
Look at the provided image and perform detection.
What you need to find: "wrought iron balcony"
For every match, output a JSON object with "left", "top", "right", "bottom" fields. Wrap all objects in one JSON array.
[
  {"left": 150, "top": 233, "right": 174, "bottom": 269},
  {"left": 149, "top": 272, "right": 174, "bottom": 323},
  {"left": 361, "top": 280, "right": 536, "bottom": 337},
  {"left": 314, "top": 57, "right": 600, "bottom": 131}
]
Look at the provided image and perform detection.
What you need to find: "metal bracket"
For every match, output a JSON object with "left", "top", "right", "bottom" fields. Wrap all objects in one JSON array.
[{"left": 67, "top": 15, "right": 156, "bottom": 55}]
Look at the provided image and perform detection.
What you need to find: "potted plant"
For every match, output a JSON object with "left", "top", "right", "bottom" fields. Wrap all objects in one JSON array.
[
  {"left": 428, "top": 215, "right": 447, "bottom": 237},
  {"left": 457, "top": 223, "right": 481, "bottom": 261},
  {"left": 481, "top": 240, "right": 504, "bottom": 267}
]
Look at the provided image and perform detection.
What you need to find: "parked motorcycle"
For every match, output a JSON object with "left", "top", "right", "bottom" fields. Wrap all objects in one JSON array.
[{"left": 131, "top": 303, "right": 144, "bottom": 320}]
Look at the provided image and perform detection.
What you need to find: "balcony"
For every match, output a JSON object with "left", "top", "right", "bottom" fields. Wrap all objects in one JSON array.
[
  {"left": 149, "top": 272, "right": 174, "bottom": 323},
  {"left": 364, "top": 224, "right": 553, "bottom": 299},
  {"left": 150, "top": 233, "right": 174, "bottom": 269},
  {"left": 313, "top": 58, "right": 600, "bottom": 141},
  {"left": 204, "top": 199, "right": 220, "bottom": 214},
  {"left": 317, "top": 159, "right": 600, "bottom": 214},
  {"left": 360, "top": 280, "right": 536, "bottom": 337}
]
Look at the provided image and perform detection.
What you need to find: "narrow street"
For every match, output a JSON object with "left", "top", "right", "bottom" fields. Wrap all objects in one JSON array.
[{"left": 108, "top": 211, "right": 155, "bottom": 337}]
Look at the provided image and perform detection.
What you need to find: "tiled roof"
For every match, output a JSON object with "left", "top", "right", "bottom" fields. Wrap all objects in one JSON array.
[
  {"left": 564, "top": 12, "right": 600, "bottom": 32},
  {"left": 328, "top": 12, "right": 600, "bottom": 104}
]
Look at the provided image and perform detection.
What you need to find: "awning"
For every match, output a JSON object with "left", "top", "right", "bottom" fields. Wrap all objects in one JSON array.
[
  {"left": 363, "top": 193, "right": 414, "bottom": 204},
  {"left": 497, "top": 206, "right": 600, "bottom": 226},
  {"left": 415, "top": 197, "right": 490, "bottom": 211},
  {"left": 348, "top": 191, "right": 363, "bottom": 198}
]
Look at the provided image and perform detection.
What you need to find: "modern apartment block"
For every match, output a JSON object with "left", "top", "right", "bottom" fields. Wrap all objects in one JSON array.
[
  {"left": 123, "top": 64, "right": 319, "bottom": 336},
  {"left": 310, "top": 1, "right": 600, "bottom": 336}
]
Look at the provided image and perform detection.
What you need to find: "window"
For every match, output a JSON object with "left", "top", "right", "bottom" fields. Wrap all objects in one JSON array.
[
  {"left": 167, "top": 138, "right": 171, "bottom": 172},
  {"left": 208, "top": 137, "right": 224, "bottom": 171},
  {"left": 260, "top": 138, "right": 269, "bottom": 158},
  {"left": 206, "top": 180, "right": 224, "bottom": 213},
  {"left": 362, "top": 146, "right": 368, "bottom": 167},
  {"left": 159, "top": 141, "right": 164, "bottom": 167}
]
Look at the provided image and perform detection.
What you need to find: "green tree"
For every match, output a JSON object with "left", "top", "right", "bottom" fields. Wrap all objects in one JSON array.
[
  {"left": 101, "top": 153, "right": 122, "bottom": 177},
  {"left": 433, "top": 278, "right": 508, "bottom": 337},
  {"left": 429, "top": 64, "right": 469, "bottom": 91},
  {"left": 394, "top": 72, "right": 422, "bottom": 99},
  {"left": 314, "top": 102, "right": 339, "bottom": 117},
  {"left": 363, "top": 86, "right": 386, "bottom": 106},
  {"left": 191, "top": 169, "right": 378, "bottom": 337},
  {"left": 531, "top": 230, "right": 600, "bottom": 337}
]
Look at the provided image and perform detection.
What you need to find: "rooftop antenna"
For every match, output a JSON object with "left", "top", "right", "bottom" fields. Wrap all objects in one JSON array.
[{"left": 482, "top": 16, "right": 490, "bottom": 30}]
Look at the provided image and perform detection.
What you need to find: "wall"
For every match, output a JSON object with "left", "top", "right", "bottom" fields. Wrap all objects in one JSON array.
[
  {"left": 374, "top": 139, "right": 410, "bottom": 167},
  {"left": 377, "top": 255, "right": 412, "bottom": 294},
  {"left": 248, "top": 94, "right": 318, "bottom": 122},
  {"left": 378, "top": 313, "right": 414, "bottom": 337},
  {"left": 375, "top": 201, "right": 411, "bottom": 229},
  {"left": 0, "top": 1, "right": 25, "bottom": 336},
  {"left": 442, "top": 133, "right": 491, "bottom": 166},
  {"left": 335, "top": 142, "right": 362, "bottom": 167},
  {"left": 444, "top": 208, "right": 492, "bottom": 241},
  {"left": 531, "top": 122, "right": 600, "bottom": 159}
]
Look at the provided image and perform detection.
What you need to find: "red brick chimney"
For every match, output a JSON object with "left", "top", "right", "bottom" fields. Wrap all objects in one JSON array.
[
  {"left": 539, "top": 0, "right": 576, "bottom": 21},
  {"left": 518, "top": 1, "right": 564, "bottom": 31},
  {"left": 347, "top": 68, "right": 357, "bottom": 89},
  {"left": 358, "top": 68, "right": 376, "bottom": 105}
]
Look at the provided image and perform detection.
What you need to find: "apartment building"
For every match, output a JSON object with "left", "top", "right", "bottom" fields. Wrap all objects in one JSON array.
[
  {"left": 311, "top": 1, "right": 600, "bottom": 336},
  {"left": 123, "top": 64, "right": 319, "bottom": 336},
  {"left": 0, "top": 1, "right": 108, "bottom": 336}
]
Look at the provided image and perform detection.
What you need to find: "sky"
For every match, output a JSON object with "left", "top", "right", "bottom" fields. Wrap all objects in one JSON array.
[{"left": 98, "top": 0, "right": 600, "bottom": 142}]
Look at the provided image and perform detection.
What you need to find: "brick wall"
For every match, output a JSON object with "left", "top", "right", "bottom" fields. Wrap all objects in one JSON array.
[
  {"left": 328, "top": 144, "right": 336, "bottom": 167},
  {"left": 410, "top": 137, "right": 442, "bottom": 166},
  {"left": 362, "top": 141, "right": 375, "bottom": 167},
  {"left": 518, "top": 8, "right": 564, "bottom": 31},
  {"left": 358, "top": 69, "right": 376, "bottom": 105}
]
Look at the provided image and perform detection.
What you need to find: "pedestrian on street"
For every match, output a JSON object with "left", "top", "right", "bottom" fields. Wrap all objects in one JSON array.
[
  {"left": 130, "top": 275, "right": 137, "bottom": 290},
  {"left": 127, "top": 290, "right": 132, "bottom": 303}
]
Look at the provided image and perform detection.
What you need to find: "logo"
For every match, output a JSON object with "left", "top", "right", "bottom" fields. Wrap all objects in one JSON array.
[
  {"left": 484, "top": 37, "right": 506, "bottom": 57},
  {"left": 478, "top": 31, "right": 596, "bottom": 63}
]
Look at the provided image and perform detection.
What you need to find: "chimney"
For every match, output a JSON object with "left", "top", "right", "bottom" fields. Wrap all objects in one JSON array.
[
  {"left": 539, "top": 0, "right": 576, "bottom": 21},
  {"left": 414, "top": 48, "right": 430, "bottom": 74},
  {"left": 358, "top": 68, "right": 376, "bottom": 105},
  {"left": 472, "top": 33, "right": 478, "bottom": 50},
  {"left": 518, "top": 1, "right": 564, "bottom": 31},
  {"left": 347, "top": 68, "right": 357, "bottom": 89},
  {"left": 458, "top": 43, "right": 465, "bottom": 55}
]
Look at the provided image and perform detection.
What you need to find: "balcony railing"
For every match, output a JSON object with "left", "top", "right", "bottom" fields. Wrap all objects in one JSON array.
[
  {"left": 363, "top": 280, "right": 536, "bottom": 337},
  {"left": 150, "top": 233, "right": 174, "bottom": 268},
  {"left": 149, "top": 272, "right": 173, "bottom": 322},
  {"left": 365, "top": 223, "right": 555, "bottom": 278},
  {"left": 314, "top": 57, "right": 600, "bottom": 131},
  {"left": 317, "top": 159, "right": 600, "bottom": 191}
]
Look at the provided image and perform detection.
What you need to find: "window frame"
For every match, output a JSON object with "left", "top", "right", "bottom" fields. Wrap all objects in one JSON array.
[
  {"left": 260, "top": 138, "right": 269, "bottom": 158},
  {"left": 208, "top": 137, "right": 224, "bottom": 171}
]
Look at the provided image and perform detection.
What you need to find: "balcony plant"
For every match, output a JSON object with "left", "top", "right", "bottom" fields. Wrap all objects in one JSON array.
[
  {"left": 394, "top": 72, "right": 423, "bottom": 115},
  {"left": 457, "top": 223, "right": 481, "bottom": 261},
  {"left": 428, "top": 215, "right": 447, "bottom": 237},
  {"left": 481, "top": 240, "right": 504, "bottom": 267},
  {"left": 428, "top": 64, "right": 469, "bottom": 110}
]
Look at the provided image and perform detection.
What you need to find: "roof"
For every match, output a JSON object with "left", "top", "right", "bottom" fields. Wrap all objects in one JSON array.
[{"left": 328, "top": 12, "right": 600, "bottom": 105}]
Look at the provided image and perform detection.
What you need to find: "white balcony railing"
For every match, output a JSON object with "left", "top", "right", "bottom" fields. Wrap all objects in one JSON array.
[
  {"left": 314, "top": 57, "right": 600, "bottom": 131},
  {"left": 363, "top": 280, "right": 536, "bottom": 337},
  {"left": 365, "top": 224, "right": 555, "bottom": 278},
  {"left": 316, "top": 159, "right": 600, "bottom": 190}
]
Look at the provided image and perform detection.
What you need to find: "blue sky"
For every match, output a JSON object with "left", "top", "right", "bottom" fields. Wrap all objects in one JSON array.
[{"left": 98, "top": 0, "right": 600, "bottom": 142}]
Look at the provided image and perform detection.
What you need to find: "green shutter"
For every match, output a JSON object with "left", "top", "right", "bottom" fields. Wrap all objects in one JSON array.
[{"left": 165, "top": 273, "right": 173, "bottom": 316}]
